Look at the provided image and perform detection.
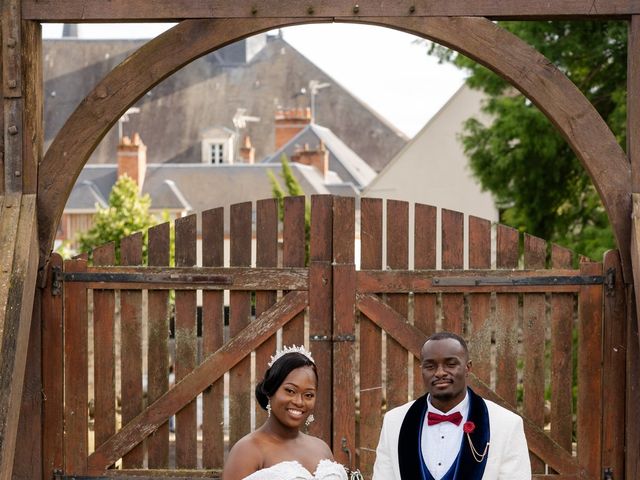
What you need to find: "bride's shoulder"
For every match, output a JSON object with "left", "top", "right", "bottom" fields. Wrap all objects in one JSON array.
[
  {"left": 300, "top": 432, "right": 333, "bottom": 457},
  {"left": 225, "top": 432, "right": 264, "bottom": 470}
]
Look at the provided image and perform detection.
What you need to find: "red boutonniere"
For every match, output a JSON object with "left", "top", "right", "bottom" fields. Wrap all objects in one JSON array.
[{"left": 463, "top": 421, "right": 490, "bottom": 462}]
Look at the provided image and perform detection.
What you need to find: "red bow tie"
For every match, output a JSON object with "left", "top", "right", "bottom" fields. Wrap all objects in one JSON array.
[{"left": 427, "top": 411, "right": 463, "bottom": 426}]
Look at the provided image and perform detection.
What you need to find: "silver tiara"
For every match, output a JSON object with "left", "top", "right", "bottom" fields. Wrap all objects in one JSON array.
[{"left": 268, "top": 345, "right": 315, "bottom": 368}]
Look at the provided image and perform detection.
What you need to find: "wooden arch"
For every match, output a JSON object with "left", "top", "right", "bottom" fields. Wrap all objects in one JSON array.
[{"left": 39, "top": 16, "right": 632, "bottom": 274}]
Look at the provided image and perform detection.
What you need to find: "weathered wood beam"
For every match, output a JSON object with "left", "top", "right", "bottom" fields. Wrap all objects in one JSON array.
[
  {"left": 22, "top": 0, "right": 640, "bottom": 21},
  {"left": 630, "top": 16, "right": 640, "bottom": 191},
  {"left": 0, "top": 194, "right": 39, "bottom": 480},
  {"left": 37, "top": 17, "right": 312, "bottom": 264}
]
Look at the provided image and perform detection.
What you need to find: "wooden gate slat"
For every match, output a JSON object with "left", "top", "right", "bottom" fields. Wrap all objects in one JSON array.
[
  {"left": 87, "top": 291, "right": 309, "bottom": 471},
  {"left": 92, "top": 243, "right": 116, "bottom": 452},
  {"left": 467, "top": 216, "right": 491, "bottom": 384},
  {"left": 174, "top": 215, "right": 198, "bottom": 468},
  {"left": 494, "top": 224, "right": 519, "bottom": 406},
  {"left": 332, "top": 196, "right": 356, "bottom": 468},
  {"left": 63, "top": 258, "right": 89, "bottom": 474},
  {"left": 522, "top": 233, "right": 547, "bottom": 473},
  {"left": 358, "top": 197, "right": 383, "bottom": 476},
  {"left": 308, "top": 196, "right": 333, "bottom": 444},
  {"left": 42, "top": 253, "right": 64, "bottom": 480},
  {"left": 577, "top": 260, "right": 603, "bottom": 479},
  {"left": 385, "top": 200, "right": 409, "bottom": 409},
  {"left": 550, "top": 244, "right": 574, "bottom": 452},
  {"left": 120, "top": 233, "right": 144, "bottom": 468},
  {"left": 229, "top": 202, "right": 253, "bottom": 446},
  {"left": 413, "top": 204, "right": 437, "bottom": 398},
  {"left": 441, "top": 209, "right": 464, "bottom": 334},
  {"left": 282, "top": 196, "right": 306, "bottom": 346},
  {"left": 146, "top": 223, "right": 171, "bottom": 468},
  {"left": 601, "top": 249, "right": 626, "bottom": 476},
  {"left": 201, "top": 208, "right": 225, "bottom": 468}
]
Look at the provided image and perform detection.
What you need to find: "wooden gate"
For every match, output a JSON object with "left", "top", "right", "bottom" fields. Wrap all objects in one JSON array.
[{"left": 41, "top": 195, "right": 626, "bottom": 480}]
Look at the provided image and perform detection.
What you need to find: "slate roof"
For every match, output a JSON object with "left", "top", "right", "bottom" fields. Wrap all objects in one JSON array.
[
  {"left": 263, "top": 123, "right": 376, "bottom": 189},
  {"left": 44, "top": 34, "right": 407, "bottom": 172}
]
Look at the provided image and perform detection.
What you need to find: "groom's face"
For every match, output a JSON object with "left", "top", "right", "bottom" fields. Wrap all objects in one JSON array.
[{"left": 421, "top": 338, "right": 471, "bottom": 412}]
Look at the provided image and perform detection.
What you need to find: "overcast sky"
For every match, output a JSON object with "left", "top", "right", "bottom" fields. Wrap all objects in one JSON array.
[{"left": 42, "top": 22, "right": 466, "bottom": 138}]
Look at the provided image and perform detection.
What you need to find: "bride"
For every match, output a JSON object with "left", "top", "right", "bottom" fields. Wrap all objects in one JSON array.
[{"left": 222, "top": 346, "right": 351, "bottom": 480}]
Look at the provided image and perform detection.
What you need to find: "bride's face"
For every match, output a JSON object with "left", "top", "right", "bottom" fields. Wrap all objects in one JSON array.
[{"left": 270, "top": 366, "right": 317, "bottom": 429}]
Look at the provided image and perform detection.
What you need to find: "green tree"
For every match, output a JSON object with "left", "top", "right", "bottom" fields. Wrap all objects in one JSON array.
[
  {"left": 78, "top": 174, "right": 157, "bottom": 261},
  {"left": 268, "top": 155, "right": 311, "bottom": 263},
  {"left": 429, "top": 21, "right": 626, "bottom": 259}
]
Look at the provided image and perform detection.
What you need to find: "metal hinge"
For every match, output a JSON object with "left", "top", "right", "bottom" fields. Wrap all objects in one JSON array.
[
  {"left": 603, "top": 467, "right": 613, "bottom": 479},
  {"left": 605, "top": 268, "right": 616, "bottom": 296},
  {"left": 51, "top": 266, "right": 62, "bottom": 296}
]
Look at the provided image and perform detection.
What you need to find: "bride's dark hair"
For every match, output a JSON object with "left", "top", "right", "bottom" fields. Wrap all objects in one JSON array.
[{"left": 255, "top": 352, "right": 318, "bottom": 410}]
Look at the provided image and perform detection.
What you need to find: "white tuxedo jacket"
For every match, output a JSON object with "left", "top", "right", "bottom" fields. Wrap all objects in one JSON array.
[{"left": 372, "top": 391, "right": 531, "bottom": 480}]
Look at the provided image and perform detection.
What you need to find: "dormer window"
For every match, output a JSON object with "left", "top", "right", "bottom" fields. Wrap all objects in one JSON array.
[
  {"left": 210, "top": 143, "right": 224, "bottom": 164},
  {"left": 200, "top": 127, "right": 235, "bottom": 164}
]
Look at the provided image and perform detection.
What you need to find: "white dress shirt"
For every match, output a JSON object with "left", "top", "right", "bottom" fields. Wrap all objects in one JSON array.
[{"left": 421, "top": 392, "right": 470, "bottom": 480}]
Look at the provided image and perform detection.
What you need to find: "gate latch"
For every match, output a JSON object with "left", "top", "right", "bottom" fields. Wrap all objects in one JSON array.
[
  {"left": 603, "top": 467, "right": 613, "bottom": 480},
  {"left": 605, "top": 268, "right": 616, "bottom": 296},
  {"left": 51, "top": 266, "right": 63, "bottom": 296}
]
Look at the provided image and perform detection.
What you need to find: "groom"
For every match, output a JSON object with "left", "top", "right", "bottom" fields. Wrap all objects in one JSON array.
[{"left": 372, "top": 331, "right": 531, "bottom": 479}]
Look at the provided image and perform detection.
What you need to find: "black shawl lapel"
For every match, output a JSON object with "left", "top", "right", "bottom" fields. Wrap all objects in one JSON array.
[
  {"left": 398, "top": 394, "right": 429, "bottom": 479},
  {"left": 454, "top": 387, "right": 490, "bottom": 480}
]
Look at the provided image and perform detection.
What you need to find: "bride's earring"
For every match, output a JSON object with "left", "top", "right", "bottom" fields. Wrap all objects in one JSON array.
[
  {"left": 267, "top": 401, "right": 271, "bottom": 418},
  {"left": 305, "top": 414, "right": 315, "bottom": 426}
]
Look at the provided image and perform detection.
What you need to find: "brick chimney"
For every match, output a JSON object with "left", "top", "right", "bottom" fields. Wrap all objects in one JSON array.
[
  {"left": 291, "top": 141, "right": 329, "bottom": 178},
  {"left": 117, "top": 133, "right": 147, "bottom": 190},
  {"left": 275, "top": 107, "right": 311, "bottom": 150},
  {"left": 239, "top": 135, "right": 255, "bottom": 164}
]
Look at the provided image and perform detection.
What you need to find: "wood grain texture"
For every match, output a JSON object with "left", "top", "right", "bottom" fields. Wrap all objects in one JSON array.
[
  {"left": 308, "top": 196, "right": 333, "bottom": 444},
  {"left": 174, "top": 215, "right": 198, "bottom": 468},
  {"left": 385, "top": 200, "right": 409, "bottom": 410},
  {"left": 577, "top": 261, "right": 603, "bottom": 479},
  {"left": 0, "top": 195, "right": 38, "bottom": 480},
  {"left": 146, "top": 223, "right": 171, "bottom": 469},
  {"left": 91, "top": 243, "right": 116, "bottom": 452},
  {"left": 119, "top": 233, "right": 144, "bottom": 468},
  {"left": 441, "top": 209, "right": 464, "bottom": 334},
  {"left": 601, "top": 250, "right": 626, "bottom": 477},
  {"left": 22, "top": 0, "right": 640, "bottom": 20},
  {"left": 467, "top": 216, "right": 492, "bottom": 384},
  {"left": 201, "top": 208, "right": 224, "bottom": 469},
  {"left": 626, "top": 287, "right": 640, "bottom": 480},
  {"left": 63, "top": 258, "right": 89, "bottom": 474},
  {"left": 358, "top": 198, "right": 382, "bottom": 475},
  {"left": 282, "top": 196, "right": 305, "bottom": 346},
  {"left": 20, "top": 20, "right": 42, "bottom": 194},
  {"left": 494, "top": 224, "right": 519, "bottom": 406},
  {"left": 630, "top": 15, "right": 640, "bottom": 191},
  {"left": 87, "top": 291, "right": 308, "bottom": 471},
  {"left": 42, "top": 254, "right": 64, "bottom": 480},
  {"left": 331, "top": 196, "right": 356, "bottom": 468},
  {"left": 37, "top": 17, "right": 311, "bottom": 263},
  {"left": 228, "top": 202, "right": 252, "bottom": 447},
  {"left": 549, "top": 245, "right": 574, "bottom": 452},
  {"left": 522, "top": 234, "right": 547, "bottom": 473}
]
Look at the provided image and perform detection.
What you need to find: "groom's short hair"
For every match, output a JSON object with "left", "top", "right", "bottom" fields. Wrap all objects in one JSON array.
[{"left": 425, "top": 331, "right": 469, "bottom": 359}]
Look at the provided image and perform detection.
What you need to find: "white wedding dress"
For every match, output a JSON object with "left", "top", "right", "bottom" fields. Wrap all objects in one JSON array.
[{"left": 241, "top": 459, "right": 348, "bottom": 480}]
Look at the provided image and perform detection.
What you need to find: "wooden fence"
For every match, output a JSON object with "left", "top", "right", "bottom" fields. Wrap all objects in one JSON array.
[{"left": 41, "top": 195, "right": 626, "bottom": 480}]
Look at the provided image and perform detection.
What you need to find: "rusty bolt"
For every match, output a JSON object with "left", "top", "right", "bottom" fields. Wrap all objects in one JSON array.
[
  {"left": 409, "top": 5, "right": 416, "bottom": 13},
  {"left": 14, "top": 171, "right": 21, "bottom": 177},
  {"left": 251, "top": 6, "right": 258, "bottom": 15},
  {"left": 353, "top": 4, "right": 360, "bottom": 13},
  {"left": 8, "top": 125, "right": 18, "bottom": 135},
  {"left": 8, "top": 79, "right": 17, "bottom": 89},
  {"left": 7, "top": 37, "right": 16, "bottom": 48},
  {"left": 307, "top": 5, "right": 315, "bottom": 14}
]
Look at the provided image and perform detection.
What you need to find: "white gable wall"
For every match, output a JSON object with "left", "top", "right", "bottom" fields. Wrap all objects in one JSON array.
[{"left": 364, "top": 85, "right": 497, "bottom": 223}]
